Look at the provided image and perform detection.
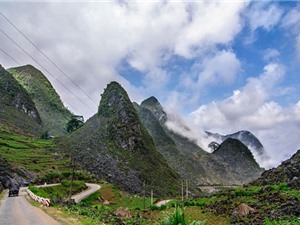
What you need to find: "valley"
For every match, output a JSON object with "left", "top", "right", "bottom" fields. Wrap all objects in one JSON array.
[{"left": 0, "top": 64, "right": 299, "bottom": 224}]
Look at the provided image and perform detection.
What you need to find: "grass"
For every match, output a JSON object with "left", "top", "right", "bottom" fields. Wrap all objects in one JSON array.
[
  {"left": 0, "top": 130, "right": 69, "bottom": 174},
  {"left": 29, "top": 180, "right": 87, "bottom": 202},
  {"left": 159, "top": 206, "right": 206, "bottom": 225}
]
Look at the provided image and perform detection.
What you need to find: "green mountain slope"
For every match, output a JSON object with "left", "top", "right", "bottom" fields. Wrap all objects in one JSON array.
[
  {"left": 8, "top": 65, "right": 73, "bottom": 136},
  {"left": 137, "top": 96, "right": 263, "bottom": 186},
  {"left": 63, "top": 82, "right": 180, "bottom": 196},
  {"left": 0, "top": 65, "right": 42, "bottom": 135}
]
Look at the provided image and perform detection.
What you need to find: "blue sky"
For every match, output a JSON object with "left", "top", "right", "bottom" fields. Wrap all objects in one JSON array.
[{"left": 0, "top": 1, "right": 300, "bottom": 167}]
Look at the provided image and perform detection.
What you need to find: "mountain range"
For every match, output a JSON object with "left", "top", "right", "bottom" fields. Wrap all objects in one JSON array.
[
  {"left": 0, "top": 64, "right": 270, "bottom": 194},
  {"left": 136, "top": 96, "right": 263, "bottom": 187}
]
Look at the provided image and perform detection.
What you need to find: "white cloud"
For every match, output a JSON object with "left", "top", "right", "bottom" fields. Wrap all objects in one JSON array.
[
  {"left": 174, "top": 2, "right": 247, "bottom": 58},
  {"left": 185, "top": 63, "right": 300, "bottom": 168},
  {"left": 142, "top": 68, "right": 170, "bottom": 92},
  {"left": 247, "top": 2, "right": 283, "bottom": 31},
  {"left": 196, "top": 50, "right": 241, "bottom": 88},
  {"left": 282, "top": 6, "right": 300, "bottom": 30},
  {"left": 296, "top": 34, "right": 300, "bottom": 61},
  {"left": 263, "top": 48, "right": 280, "bottom": 61},
  {"left": 0, "top": 1, "right": 248, "bottom": 118}
]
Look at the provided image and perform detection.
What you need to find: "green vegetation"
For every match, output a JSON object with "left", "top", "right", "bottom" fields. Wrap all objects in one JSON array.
[
  {"left": 8, "top": 65, "right": 73, "bottom": 136},
  {"left": 29, "top": 180, "right": 87, "bottom": 202},
  {"left": 64, "top": 81, "right": 180, "bottom": 196},
  {"left": 0, "top": 66, "right": 42, "bottom": 135},
  {"left": 159, "top": 206, "right": 206, "bottom": 225},
  {"left": 66, "top": 115, "right": 84, "bottom": 132},
  {"left": 0, "top": 129, "right": 67, "bottom": 173}
]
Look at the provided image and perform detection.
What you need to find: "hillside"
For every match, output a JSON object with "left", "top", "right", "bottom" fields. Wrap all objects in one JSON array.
[
  {"left": 0, "top": 65, "right": 42, "bottom": 135},
  {"left": 8, "top": 65, "right": 73, "bottom": 136},
  {"left": 62, "top": 82, "right": 180, "bottom": 196},
  {"left": 137, "top": 96, "right": 263, "bottom": 186},
  {"left": 212, "top": 138, "right": 263, "bottom": 184},
  {"left": 251, "top": 149, "right": 300, "bottom": 189}
]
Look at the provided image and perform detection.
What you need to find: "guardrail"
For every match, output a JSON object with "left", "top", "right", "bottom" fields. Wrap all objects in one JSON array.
[{"left": 26, "top": 189, "right": 51, "bottom": 207}]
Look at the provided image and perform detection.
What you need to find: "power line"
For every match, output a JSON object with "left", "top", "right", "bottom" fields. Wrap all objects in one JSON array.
[
  {"left": 0, "top": 47, "right": 82, "bottom": 114},
  {"left": 0, "top": 47, "right": 21, "bottom": 65},
  {"left": 0, "top": 11, "right": 98, "bottom": 107},
  {"left": 0, "top": 46, "right": 82, "bottom": 115},
  {"left": 0, "top": 28, "right": 95, "bottom": 113}
]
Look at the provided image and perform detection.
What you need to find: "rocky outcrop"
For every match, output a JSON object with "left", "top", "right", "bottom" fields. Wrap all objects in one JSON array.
[
  {"left": 251, "top": 150, "right": 300, "bottom": 189},
  {"left": 63, "top": 82, "right": 180, "bottom": 196},
  {"left": 0, "top": 156, "right": 33, "bottom": 192},
  {"left": 212, "top": 138, "right": 263, "bottom": 184},
  {"left": 0, "top": 65, "right": 42, "bottom": 135}
]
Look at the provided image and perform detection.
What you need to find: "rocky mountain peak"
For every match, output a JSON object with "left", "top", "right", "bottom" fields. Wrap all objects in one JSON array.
[
  {"left": 98, "top": 81, "right": 133, "bottom": 117},
  {"left": 64, "top": 81, "right": 180, "bottom": 195},
  {"left": 141, "top": 96, "right": 161, "bottom": 108},
  {"left": 141, "top": 96, "right": 167, "bottom": 123},
  {"left": 8, "top": 65, "right": 73, "bottom": 136},
  {"left": 214, "top": 138, "right": 256, "bottom": 161}
]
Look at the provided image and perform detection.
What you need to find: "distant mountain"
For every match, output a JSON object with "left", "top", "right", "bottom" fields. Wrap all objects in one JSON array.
[
  {"left": 137, "top": 96, "right": 263, "bottom": 186},
  {"left": 62, "top": 82, "right": 180, "bottom": 196},
  {"left": 0, "top": 65, "right": 42, "bottom": 135},
  {"left": 206, "top": 130, "right": 268, "bottom": 160},
  {"left": 251, "top": 150, "right": 300, "bottom": 189},
  {"left": 212, "top": 138, "right": 263, "bottom": 184},
  {"left": 8, "top": 65, "right": 73, "bottom": 136}
]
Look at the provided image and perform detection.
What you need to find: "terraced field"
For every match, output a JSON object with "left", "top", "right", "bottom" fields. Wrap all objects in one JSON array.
[{"left": 0, "top": 126, "right": 68, "bottom": 174}]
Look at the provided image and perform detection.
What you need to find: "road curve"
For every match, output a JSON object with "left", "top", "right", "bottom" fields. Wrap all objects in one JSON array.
[
  {"left": 0, "top": 189, "right": 61, "bottom": 225},
  {"left": 72, "top": 183, "right": 101, "bottom": 203},
  {"left": 0, "top": 183, "right": 101, "bottom": 225},
  {"left": 155, "top": 199, "right": 172, "bottom": 207}
]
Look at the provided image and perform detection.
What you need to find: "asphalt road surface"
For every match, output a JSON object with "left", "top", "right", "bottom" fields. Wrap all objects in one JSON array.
[
  {"left": 0, "top": 189, "right": 60, "bottom": 225},
  {"left": 72, "top": 183, "right": 101, "bottom": 203},
  {"left": 0, "top": 183, "right": 101, "bottom": 225}
]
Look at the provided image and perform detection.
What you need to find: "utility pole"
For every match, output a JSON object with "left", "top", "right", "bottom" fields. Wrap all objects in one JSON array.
[
  {"left": 181, "top": 180, "right": 184, "bottom": 201},
  {"left": 151, "top": 189, "right": 153, "bottom": 205},
  {"left": 186, "top": 179, "right": 188, "bottom": 200},
  {"left": 143, "top": 181, "right": 146, "bottom": 209},
  {"left": 68, "top": 157, "right": 75, "bottom": 204}
]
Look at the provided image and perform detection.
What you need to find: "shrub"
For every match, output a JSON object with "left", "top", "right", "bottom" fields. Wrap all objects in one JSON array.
[
  {"left": 159, "top": 205, "right": 206, "bottom": 225},
  {"left": 150, "top": 205, "right": 160, "bottom": 211}
]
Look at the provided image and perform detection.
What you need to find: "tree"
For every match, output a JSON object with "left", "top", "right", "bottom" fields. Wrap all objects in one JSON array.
[
  {"left": 66, "top": 115, "right": 84, "bottom": 132},
  {"left": 208, "top": 141, "right": 220, "bottom": 152}
]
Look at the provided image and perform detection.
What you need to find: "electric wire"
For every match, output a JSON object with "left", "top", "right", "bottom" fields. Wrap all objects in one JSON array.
[
  {"left": 0, "top": 45, "right": 82, "bottom": 115},
  {"left": 0, "top": 11, "right": 98, "bottom": 107},
  {"left": 0, "top": 28, "right": 95, "bottom": 113},
  {"left": 0, "top": 47, "right": 21, "bottom": 65}
]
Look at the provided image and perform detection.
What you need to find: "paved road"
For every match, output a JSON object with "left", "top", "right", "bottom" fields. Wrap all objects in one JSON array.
[
  {"left": 155, "top": 199, "right": 172, "bottom": 207},
  {"left": 0, "top": 189, "right": 60, "bottom": 225},
  {"left": 0, "top": 183, "right": 101, "bottom": 225},
  {"left": 72, "top": 183, "right": 101, "bottom": 203}
]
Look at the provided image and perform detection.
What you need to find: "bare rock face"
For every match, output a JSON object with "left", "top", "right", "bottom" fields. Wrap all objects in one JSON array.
[
  {"left": 0, "top": 156, "right": 34, "bottom": 192},
  {"left": 252, "top": 150, "right": 300, "bottom": 189}
]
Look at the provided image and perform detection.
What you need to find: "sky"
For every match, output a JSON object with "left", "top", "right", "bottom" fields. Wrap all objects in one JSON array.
[{"left": 0, "top": 1, "right": 300, "bottom": 168}]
